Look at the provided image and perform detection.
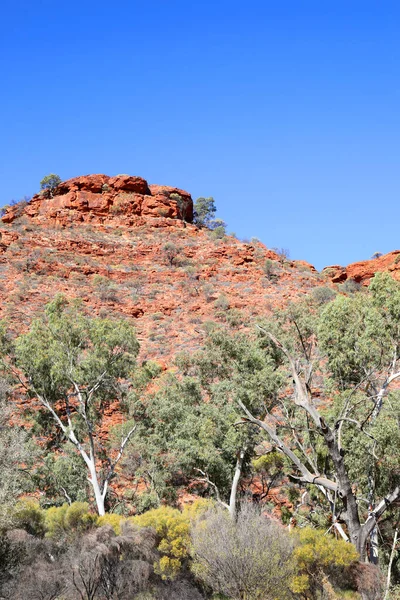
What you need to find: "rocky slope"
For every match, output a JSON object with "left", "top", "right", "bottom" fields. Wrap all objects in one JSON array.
[
  {"left": 0, "top": 174, "right": 324, "bottom": 364},
  {"left": 2, "top": 172, "right": 398, "bottom": 362}
]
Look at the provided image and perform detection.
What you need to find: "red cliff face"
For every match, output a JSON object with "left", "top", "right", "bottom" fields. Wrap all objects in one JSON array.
[
  {"left": 2, "top": 174, "right": 193, "bottom": 227},
  {"left": 323, "top": 250, "right": 400, "bottom": 285}
]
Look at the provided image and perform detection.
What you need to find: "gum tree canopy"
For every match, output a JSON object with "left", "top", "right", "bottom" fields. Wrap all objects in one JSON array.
[
  {"left": 11, "top": 295, "right": 139, "bottom": 516},
  {"left": 238, "top": 272, "right": 400, "bottom": 562}
]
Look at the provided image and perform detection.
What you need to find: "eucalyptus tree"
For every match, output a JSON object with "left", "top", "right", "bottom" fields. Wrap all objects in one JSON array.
[
  {"left": 237, "top": 273, "right": 400, "bottom": 562},
  {"left": 129, "top": 325, "right": 283, "bottom": 518},
  {"left": 0, "top": 379, "right": 30, "bottom": 526},
  {"left": 11, "top": 295, "right": 139, "bottom": 516}
]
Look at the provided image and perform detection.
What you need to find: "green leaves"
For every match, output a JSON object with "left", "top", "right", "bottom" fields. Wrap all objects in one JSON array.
[
  {"left": 15, "top": 295, "right": 139, "bottom": 404},
  {"left": 39, "top": 173, "right": 61, "bottom": 195}
]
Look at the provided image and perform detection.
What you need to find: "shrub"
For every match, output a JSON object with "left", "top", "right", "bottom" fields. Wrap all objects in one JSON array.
[
  {"left": 191, "top": 504, "right": 295, "bottom": 600},
  {"left": 133, "top": 506, "right": 191, "bottom": 580},
  {"left": 311, "top": 286, "right": 337, "bottom": 305},
  {"left": 93, "top": 274, "right": 120, "bottom": 302},
  {"left": 338, "top": 279, "right": 362, "bottom": 294},
  {"left": 65, "top": 524, "right": 157, "bottom": 600},
  {"left": 214, "top": 295, "right": 230, "bottom": 311},
  {"left": 162, "top": 242, "right": 180, "bottom": 267},
  {"left": 272, "top": 247, "right": 290, "bottom": 264},
  {"left": 291, "top": 527, "right": 359, "bottom": 598},
  {"left": 263, "top": 259, "right": 278, "bottom": 281},
  {"left": 0, "top": 197, "right": 30, "bottom": 218},
  {"left": 97, "top": 513, "right": 125, "bottom": 534},
  {"left": 44, "top": 502, "right": 97, "bottom": 539},
  {"left": 12, "top": 501, "right": 46, "bottom": 537},
  {"left": 193, "top": 197, "right": 216, "bottom": 228}
]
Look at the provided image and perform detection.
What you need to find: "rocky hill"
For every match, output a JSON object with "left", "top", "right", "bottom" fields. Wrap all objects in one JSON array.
[
  {"left": 0, "top": 174, "right": 322, "bottom": 363},
  {"left": 1, "top": 173, "right": 398, "bottom": 366}
]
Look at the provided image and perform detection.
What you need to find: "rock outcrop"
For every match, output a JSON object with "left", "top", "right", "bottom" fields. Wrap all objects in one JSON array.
[
  {"left": 323, "top": 250, "right": 400, "bottom": 284},
  {"left": 2, "top": 174, "right": 193, "bottom": 227}
]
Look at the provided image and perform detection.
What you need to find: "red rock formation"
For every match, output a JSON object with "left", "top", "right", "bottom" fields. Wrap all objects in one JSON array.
[
  {"left": 3, "top": 174, "right": 193, "bottom": 227},
  {"left": 323, "top": 250, "right": 400, "bottom": 285}
]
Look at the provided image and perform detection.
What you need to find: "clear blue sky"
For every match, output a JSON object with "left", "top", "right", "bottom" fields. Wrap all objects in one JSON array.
[{"left": 1, "top": 1, "right": 399, "bottom": 270}]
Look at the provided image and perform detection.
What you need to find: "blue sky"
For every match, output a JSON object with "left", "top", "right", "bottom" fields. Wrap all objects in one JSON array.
[{"left": 1, "top": 1, "right": 399, "bottom": 270}]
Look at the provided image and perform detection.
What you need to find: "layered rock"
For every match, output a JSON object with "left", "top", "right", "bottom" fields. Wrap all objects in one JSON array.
[
  {"left": 2, "top": 174, "right": 193, "bottom": 227},
  {"left": 323, "top": 250, "right": 400, "bottom": 285}
]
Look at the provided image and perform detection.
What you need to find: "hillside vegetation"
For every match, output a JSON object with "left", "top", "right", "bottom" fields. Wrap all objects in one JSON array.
[{"left": 0, "top": 175, "right": 399, "bottom": 599}]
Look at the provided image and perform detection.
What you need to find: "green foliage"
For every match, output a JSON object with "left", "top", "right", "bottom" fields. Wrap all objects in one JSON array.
[
  {"left": 13, "top": 500, "right": 46, "bottom": 537},
  {"left": 319, "top": 273, "right": 400, "bottom": 387},
  {"left": 11, "top": 294, "right": 140, "bottom": 512},
  {"left": 208, "top": 219, "right": 227, "bottom": 239},
  {"left": 193, "top": 197, "right": 216, "bottom": 228},
  {"left": 39, "top": 173, "right": 61, "bottom": 196},
  {"left": 44, "top": 501, "right": 97, "bottom": 538},
  {"left": 263, "top": 258, "right": 278, "bottom": 281},
  {"left": 32, "top": 449, "right": 89, "bottom": 506},
  {"left": 162, "top": 242, "right": 180, "bottom": 266},
  {"left": 310, "top": 285, "right": 337, "bottom": 305},
  {"left": 193, "top": 196, "right": 226, "bottom": 234},
  {"left": 128, "top": 326, "right": 283, "bottom": 509},
  {"left": 0, "top": 380, "right": 32, "bottom": 526},
  {"left": 92, "top": 274, "right": 119, "bottom": 302},
  {"left": 15, "top": 294, "right": 139, "bottom": 405}
]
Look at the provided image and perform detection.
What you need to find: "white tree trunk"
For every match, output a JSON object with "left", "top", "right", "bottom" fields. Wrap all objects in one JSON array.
[
  {"left": 229, "top": 447, "right": 246, "bottom": 520},
  {"left": 383, "top": 528, "right": 398, "bottom": 600},
  {"left": 88, "top": 461, "right": 106, "bottom": 516}
]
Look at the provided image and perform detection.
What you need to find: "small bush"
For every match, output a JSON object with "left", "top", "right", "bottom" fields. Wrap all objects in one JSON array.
[
  {"left": 339, "top": 279, "right": 362, "bottom": 294},
  {"left": 162, "top": 242, "right": 180, "bottom": 266},
  {"left": 191, "top": 504, "right": 295, "bottom": 600},
  {"left": 44, "top": 502, "right": 97, "bottom": 539},
  {"left": 311, "top": 286, "right": 337, "bottom": 305},
  {"left": 97, "top": 513, "right": 125, "bottom": 534},
  {"left": 291, "top": 527, "right": 359, "bottom": 597},
  {"left": 214, "top": 295, "right": 230, "bottom": 311},
  {"left": 263, "top": 259, "right": 278, "bottom": 282},
  {"left": 0, "top": 197, "right": 30, "bottom": 218},
  {"left": 133, "top": 506, "right": 191, "bottom": 580},
  {"left": 93, "top": 274, "right": 120, "bottom": 302},
  {"left": 272, "top": 247, "right": 290, "bottom": 264},
  {"left": 13, "top": 501, "right": 46, "bottom": 537}
]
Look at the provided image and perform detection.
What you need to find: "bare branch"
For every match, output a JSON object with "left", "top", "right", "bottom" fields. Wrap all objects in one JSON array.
[
  {"left": 237, "top": 399, "right": 338, "bottom": 493},
  {"left": 194, "top": 468, "right": 230, "bottom": 511}
]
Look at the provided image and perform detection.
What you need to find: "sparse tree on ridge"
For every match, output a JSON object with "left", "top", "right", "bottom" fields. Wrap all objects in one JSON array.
[
  {"left": 40, "top": 173, "right": 61, "bottom": 197},
  {"left": 193, "top": 197, "right": 216, "bottom": 228}
]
